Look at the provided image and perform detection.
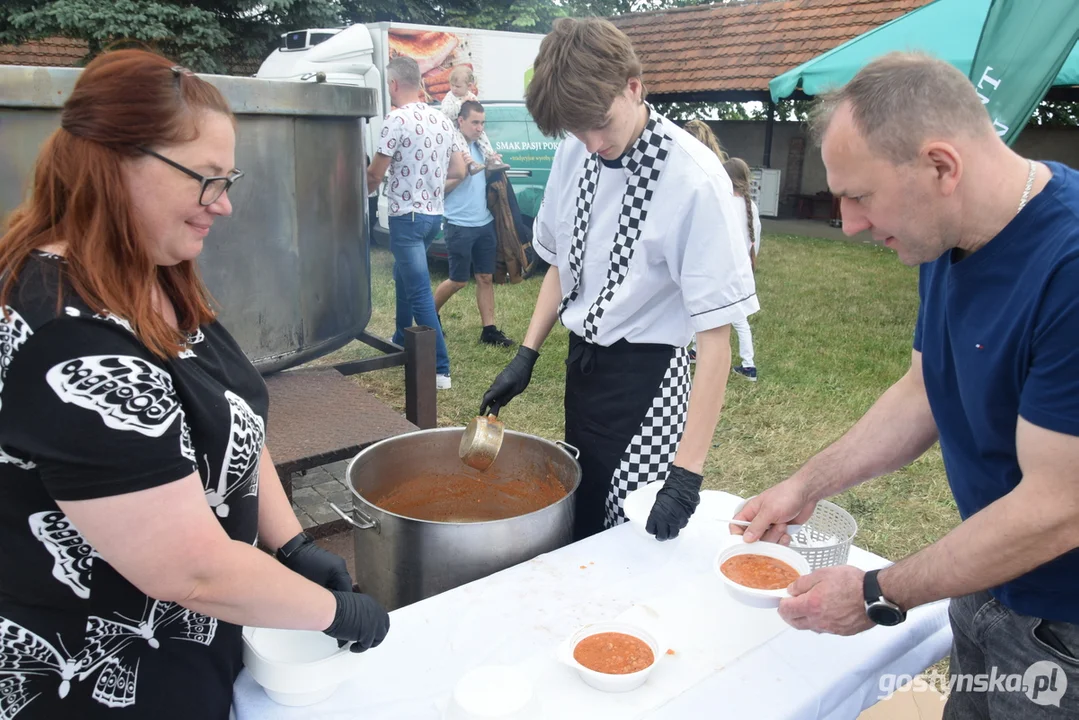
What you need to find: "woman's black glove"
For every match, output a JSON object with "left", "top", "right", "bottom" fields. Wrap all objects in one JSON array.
[
  {"left": 645, "top": 466, "right": 704, "bottom": 541},
  {"left": 323, "top": 590, "right": 391, "bottom": 653},
  {"left": 276, "top": 532, "right": 353, "bottom": 592},
  {"left": 479, "top": 346, "right": 540, "bottom": 415}
]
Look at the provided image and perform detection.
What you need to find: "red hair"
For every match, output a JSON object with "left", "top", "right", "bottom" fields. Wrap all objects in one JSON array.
[{"left": 0, "top": 49, "right": 232, "bottom": 358}]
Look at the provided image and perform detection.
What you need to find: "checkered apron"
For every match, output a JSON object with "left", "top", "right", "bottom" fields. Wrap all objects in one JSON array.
[
  {"left": 603, "top": 347, "right": 692, "bottom": 527},
  {"left": 559, "top": 109, "right": 693, "bottom": 529}
]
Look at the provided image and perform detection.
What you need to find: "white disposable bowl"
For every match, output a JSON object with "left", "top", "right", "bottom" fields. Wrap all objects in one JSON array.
[
  {"left": 242, "top": 627, "right": 360, "bottom": 706},
  {"left": 622, "top": 481, "right": 665, "bottom": 539},
  {"left": 557, "top": 621, "right": 661, "bottom": 693},
  {"left": 623, "top": 484, "right": 733, "bottom": 541},
  {"left": 714, "top": 541, "right": 811, "bottom": 608},
  {"left": 444, "top": 665, "right": 541, "bottom": 719}
]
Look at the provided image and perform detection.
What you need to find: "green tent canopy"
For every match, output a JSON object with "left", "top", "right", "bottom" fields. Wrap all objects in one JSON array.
[{"left": 769, "top": 0, "right": 1079, "bottom": 102}]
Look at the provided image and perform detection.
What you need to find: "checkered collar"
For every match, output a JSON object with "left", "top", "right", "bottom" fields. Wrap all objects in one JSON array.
[{"left": 613, "top": 105, "right": 666, "bottom": 178}]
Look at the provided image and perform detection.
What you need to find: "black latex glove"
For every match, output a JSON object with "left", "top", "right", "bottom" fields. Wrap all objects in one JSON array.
[
  {"left": 479, "top": 346, "right": 539, "bottom": 415},
  {"left": 276, "top": 535, "right": 353, "bottom": 593},
  {"left": 645, "top": 466, "right": 704, "bottom": 541},
  {"left": 323, "top": 590, "right": 391, "bottom": 653}
]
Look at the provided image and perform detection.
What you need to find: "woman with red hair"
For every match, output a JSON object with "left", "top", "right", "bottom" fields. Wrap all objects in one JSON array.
[{"left": 0, "top": 50, "right": 387, "bottom": 719}]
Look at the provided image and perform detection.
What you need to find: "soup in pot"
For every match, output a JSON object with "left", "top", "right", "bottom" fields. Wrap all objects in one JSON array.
[{"left": 367, "top": 468, "right": 567, "bottom": 522}]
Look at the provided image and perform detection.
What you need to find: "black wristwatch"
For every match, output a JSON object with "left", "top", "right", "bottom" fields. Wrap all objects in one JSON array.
[
  {"left": 864, "top": 569, "right": 907, "bottom": 626},
  {"left": 275, "top": 531, "right": 314, "bottom": 561}
]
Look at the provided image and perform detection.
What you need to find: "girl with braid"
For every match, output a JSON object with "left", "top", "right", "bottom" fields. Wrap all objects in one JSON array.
[
  {"left": 722, "top": 157, "right": 761, "bottom": 381},
  {"left": 683, "top": 119, "right": 729, "bottom": 163}
]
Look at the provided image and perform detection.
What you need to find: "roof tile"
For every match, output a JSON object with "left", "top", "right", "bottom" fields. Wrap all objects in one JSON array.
[
  {"left": 610, "top": 0, "right": 932, "bottom": 95},
  {"left": 0, "top": 37, "right": 88, "bottom": 67}
]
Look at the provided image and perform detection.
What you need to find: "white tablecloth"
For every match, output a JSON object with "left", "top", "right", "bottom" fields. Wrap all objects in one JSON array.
[{"left": 233, "top": 492, "right": 951, "bottom": 719}]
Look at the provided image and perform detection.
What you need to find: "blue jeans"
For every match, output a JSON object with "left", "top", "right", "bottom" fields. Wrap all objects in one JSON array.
[{"left": 388, "top": 213, "right": 450, "bottom": 375}]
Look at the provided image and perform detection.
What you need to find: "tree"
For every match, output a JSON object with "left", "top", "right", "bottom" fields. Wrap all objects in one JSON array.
[
  {"left": 0, "top": 0, "right": 344, "bottom": 74},
  {"left": 1027, "top": 100, "right": 1079, "bottom": 128},
  {"left": 652, "top": 101, "right": 752, "bottom": 122},
  {"left": 750, "top": 98, "right": 811, "bottom": 123}
]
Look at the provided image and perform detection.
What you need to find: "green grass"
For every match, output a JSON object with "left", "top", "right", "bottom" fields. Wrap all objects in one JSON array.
[{"left": 315, "top": 234, "right": 960, "bottom": 564}]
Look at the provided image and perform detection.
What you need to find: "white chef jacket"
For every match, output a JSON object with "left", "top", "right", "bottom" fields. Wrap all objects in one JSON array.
[{"left": 532, "top": 118, "right": 758, "bottom": 348}]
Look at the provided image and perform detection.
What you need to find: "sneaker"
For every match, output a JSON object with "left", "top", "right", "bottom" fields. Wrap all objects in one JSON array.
[
  {"left": 688, "top": 348, "right": 697, "bottom": 364},
  {"left": 732, "top": 365, "right": 757, "bottom": 382},
  {"left": 480, "top": 326, "right": 515, "bottom": 348},
  {"left": 436, "top": 374, "right": 452, "bottom": 390}
]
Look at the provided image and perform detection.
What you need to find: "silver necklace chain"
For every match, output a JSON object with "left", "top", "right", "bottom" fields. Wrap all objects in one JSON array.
[{"left": 1018, "top": 160, "right": 1036, "bottom": 214}]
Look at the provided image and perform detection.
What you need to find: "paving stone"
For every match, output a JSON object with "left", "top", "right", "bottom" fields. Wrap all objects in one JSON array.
[
  {"left": 311, "top": 479, "right": 343, "bottom": 496},
  {"left": 316, "top": 485, "right": 353, "bottom": 510},
  {"left": 292, "top": 467, "right": 335, "bottom": 489},
  {"left": 297, "top": 512, "right": 318, "bottom": 531},
  {"left": 291, "top": 486, "right": 325, "bottom": 513},
  {"left": 323, "top": 460, "right": 351, "bottom": 483},
  {"left": 306, "top": 503, "right": 342, "bottom": 526}
]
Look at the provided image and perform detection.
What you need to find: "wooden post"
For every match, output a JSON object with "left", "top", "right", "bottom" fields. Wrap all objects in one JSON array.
[
  {"left": 762, "top": 100, "right": 776, "bottom": 168},
  {"left": 404, "top": 326, "right": 437, "bottom": 429}
]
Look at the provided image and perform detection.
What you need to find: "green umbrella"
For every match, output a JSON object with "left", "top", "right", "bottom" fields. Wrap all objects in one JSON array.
[
  {"left": 770, "top": 0, "right": 1079, "bottom": 134},
  {"left": 971, "top": 0, "right": 1079, "bottom": 145}
]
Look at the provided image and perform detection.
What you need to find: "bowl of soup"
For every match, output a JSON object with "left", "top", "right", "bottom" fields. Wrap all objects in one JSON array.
[
  {"left": 557, "top": 622, "right": 660, "bottom": 693},
  {"left": 714, "top": 541, "right": 811, "bottom": 607}
]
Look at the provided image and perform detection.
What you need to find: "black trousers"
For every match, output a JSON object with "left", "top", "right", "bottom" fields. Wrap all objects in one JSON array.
[{"left": 564, "top": 333, "right": 679, "bottom": 541}]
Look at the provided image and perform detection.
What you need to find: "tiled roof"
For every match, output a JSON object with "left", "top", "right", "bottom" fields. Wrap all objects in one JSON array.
[
  {"left": 0, "top": 37, "right": 264, "bottom": 76},
  {"left": 609, "top": 0, "right": 933, "bottom": 97},
  {"left": 0, "top": 37, "right": 88, "bottom": 67}
]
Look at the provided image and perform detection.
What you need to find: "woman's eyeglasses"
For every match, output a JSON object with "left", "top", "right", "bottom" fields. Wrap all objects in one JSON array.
[{"left": 138, "top": 147, "right": 244, "bottom": 206}]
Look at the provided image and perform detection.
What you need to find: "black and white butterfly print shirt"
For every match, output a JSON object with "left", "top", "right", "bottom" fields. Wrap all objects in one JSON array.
[{"left": 0, "top": 252, "right": 268, "bottom": 719}]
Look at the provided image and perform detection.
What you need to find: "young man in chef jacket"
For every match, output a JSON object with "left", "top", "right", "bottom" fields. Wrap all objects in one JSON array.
[{"left": 479, "top": 18, "right": 757, "bottom": 542}]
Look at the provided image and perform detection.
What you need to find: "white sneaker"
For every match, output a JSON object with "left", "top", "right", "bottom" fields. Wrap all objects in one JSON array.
[{"left": 436, "top": 374, "right": 452, "bottom": 390}]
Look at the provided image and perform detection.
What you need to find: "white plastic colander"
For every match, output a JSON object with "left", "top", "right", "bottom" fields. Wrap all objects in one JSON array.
[
  {"left": 788, "top": 500, "right": 858, "bottom": 569},
  {"left": 734, "top": 497, "right": 858, "bottom": 570}
]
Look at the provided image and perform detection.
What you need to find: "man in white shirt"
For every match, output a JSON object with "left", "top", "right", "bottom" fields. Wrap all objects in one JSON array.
[
  {"left": 367, "top": 56, "right": 465, "bottom": 389},
  {"left": 480, "top": 18, "right": 757, "bottom": 540},
  {"left": 434, "top": 100, "right": 515, "bottom": 348}
]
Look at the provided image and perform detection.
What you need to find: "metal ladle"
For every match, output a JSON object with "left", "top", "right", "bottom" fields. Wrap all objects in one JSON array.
[{"left": 459, "top": 412, "right": 505, "bottom": 471}]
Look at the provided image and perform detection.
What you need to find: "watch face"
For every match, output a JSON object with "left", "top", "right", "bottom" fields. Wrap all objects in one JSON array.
[{"left": 867, "top": 602, "right": 904, "bottom": 626}]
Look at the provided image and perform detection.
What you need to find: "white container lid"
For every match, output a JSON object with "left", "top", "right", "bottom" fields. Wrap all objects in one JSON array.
[{"left": 449, "top": 666, "right": 537, "bottom": 718}]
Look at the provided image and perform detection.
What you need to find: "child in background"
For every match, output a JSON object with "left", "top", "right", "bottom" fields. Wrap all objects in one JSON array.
[
  {"left": 684, "top": 119, "right": 729, "bottom": 162},
  {"left": 722, "top": 157, "right": 761, "bottom": 381},
  {"left": 440, "top": 65, "right": 510, "bottom": 173}
]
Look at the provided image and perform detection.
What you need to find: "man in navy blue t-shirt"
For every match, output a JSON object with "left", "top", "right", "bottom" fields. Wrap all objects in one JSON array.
[{"left": 736, "top": 53, "right": 1079, "bottom": 718}]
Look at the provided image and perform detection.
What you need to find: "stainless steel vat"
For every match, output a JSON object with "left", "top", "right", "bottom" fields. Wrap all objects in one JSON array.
[
  {"left": 339, "top": 428, "right": 581, "bottom": 611},
  {"left": 0, "top": 66, "right": 377, "bottom": 373}
]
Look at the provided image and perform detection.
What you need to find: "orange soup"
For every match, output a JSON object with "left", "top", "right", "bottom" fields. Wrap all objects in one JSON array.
[
  {"left": 721, "top": 554, "right": 800, "bottom": 590},
  {"left": 573, "top": 632, "right": 654, "bottom": 675}
]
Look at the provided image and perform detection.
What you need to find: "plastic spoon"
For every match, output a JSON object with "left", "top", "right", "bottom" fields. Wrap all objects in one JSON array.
[{"left": 717, "top": 517, "right": 804, "bottom": 536}]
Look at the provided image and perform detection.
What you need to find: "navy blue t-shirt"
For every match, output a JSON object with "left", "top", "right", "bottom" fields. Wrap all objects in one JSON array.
[{"left": 914, "top": 162, "right": 1079, "bottom": 622}]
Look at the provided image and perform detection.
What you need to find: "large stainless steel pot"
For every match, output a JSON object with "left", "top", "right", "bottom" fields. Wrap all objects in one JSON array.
[
  {"left": 336, "top": 428, "right": 580, "bottom": 611},
  {"left": 0, "top": 66, "right": 377, "bottom": 374}
]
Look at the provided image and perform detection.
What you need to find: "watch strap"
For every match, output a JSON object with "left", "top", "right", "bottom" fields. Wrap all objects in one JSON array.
[
  {"left": 863, "top": 568, "right": 885, "bottom": 604},
  {"left": 276, "top": 531, "right": 313, "bottom": 561}
]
